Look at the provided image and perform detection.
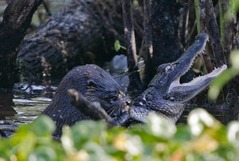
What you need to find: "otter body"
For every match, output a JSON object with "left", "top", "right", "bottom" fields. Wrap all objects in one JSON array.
[{"left": 42, "top": 64, "right": 130, "bottom": 138}]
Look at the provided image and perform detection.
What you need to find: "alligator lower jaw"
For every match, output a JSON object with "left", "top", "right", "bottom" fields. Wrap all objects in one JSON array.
[
  {"left": 167, "top": 64, "right": 227, "bottom": 101},
  {"left": 180, "top": 65, "right": 227, "bottom": 86}
]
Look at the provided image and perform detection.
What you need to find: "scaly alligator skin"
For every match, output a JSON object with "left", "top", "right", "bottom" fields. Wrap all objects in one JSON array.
[{"left": 127, "top": 33, "right": 227, "bottom": 124}]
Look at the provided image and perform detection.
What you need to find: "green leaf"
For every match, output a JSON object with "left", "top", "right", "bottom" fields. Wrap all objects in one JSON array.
[
  {"left": 225, "top": 0, "right": 239, "bottom": 21},
  {"left": 29, "top": 146, "right": 57, "bottom": 161},
  {"left": 83, "top": 142, "right": 114, "bottom": 160},
  {"left": 208, "top": 51, "right": 239, "bottom": 100},
  {"left": 31, "top": 115, "right": 56, "bottom": 136},
  {"left": 194, "top": 0, "right": 201, "bottom": 33},
  {"left": 69, "top": 120, "right": 107, "bottom": 149},
  {"left": 114, "top": 40, "right": 121, "bottom": 52},
  {"left": 174, "top": 124, "right": 192, "bottom": 141}
]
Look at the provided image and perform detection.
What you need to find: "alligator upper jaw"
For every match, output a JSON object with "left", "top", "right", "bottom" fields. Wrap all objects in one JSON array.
[
  {"left": 167, "top": 64, "right": 227, "bottom": 103},
  {"left": 170, "top": 33, "right": 209, "bottom": 82}
]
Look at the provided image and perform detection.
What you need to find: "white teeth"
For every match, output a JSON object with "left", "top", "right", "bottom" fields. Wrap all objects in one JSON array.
[
  {"left": 169, "top": 64, "right": 227, "bottom": 91},
  {"left": 186, "top": 64, "right": 227, "bottom": 85}
]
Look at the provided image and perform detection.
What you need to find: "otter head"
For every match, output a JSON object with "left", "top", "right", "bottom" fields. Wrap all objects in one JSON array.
[{"left": 76, "top": 64, "right": 131, "bottom": 118}]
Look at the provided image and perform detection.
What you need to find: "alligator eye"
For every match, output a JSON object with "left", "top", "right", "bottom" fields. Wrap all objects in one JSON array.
[{"left": 165, "top": 65, "right": 171, "bottom": 72}]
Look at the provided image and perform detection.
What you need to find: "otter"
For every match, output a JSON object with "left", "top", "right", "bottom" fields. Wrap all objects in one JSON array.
[{"left": 42, "top": 64, "right": 130, "bottom": 138}]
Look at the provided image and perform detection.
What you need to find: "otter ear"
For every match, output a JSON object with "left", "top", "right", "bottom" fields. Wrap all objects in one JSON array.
[{"left": 87, "top": 79, "right": 97, "bottom": 88}]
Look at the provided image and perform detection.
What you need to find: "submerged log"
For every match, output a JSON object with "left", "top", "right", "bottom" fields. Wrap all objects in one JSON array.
[{"left": 17, "top": 0, "right": 143, "bottom": 84}]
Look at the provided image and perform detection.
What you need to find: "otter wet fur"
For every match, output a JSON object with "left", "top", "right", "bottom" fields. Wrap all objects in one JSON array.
[{"left": 42, "top": 64, "right": 130, "bottom": 138}]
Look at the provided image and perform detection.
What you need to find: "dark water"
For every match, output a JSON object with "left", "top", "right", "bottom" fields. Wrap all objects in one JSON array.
[{"left": 0, "top": 84, "right": 57, "bottom": 136}]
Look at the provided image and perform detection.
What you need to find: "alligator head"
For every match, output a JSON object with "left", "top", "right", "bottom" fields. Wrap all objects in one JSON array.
[{"left": 129, "top": 33, "right": 227, "bottom": 124}]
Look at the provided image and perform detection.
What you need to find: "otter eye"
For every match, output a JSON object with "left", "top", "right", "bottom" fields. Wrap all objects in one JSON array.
[
  {"left": 110, "top": 96, "right": 118, "bottom": 102},
  {"left": 87, "top": 80, "right": 97, "bottom": 88}
]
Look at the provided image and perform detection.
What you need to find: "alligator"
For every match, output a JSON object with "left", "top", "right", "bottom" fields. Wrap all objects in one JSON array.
[
  {"left": 127, "top": 33, "right": 227, "bottom": 124},
  {"left": 69, "top": 33, "right": 227, "bottom": 126}
]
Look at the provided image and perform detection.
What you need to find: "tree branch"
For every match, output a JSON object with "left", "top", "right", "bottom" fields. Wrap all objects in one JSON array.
[
  {"left": 122, "top": 0, "right": 143, "bottom": 96},
  {"left": 0, "top": 0, "right": 43, "bottom": 89},
  {"left": 199, "top": 0, "right": 226, "bottom": 66},
  {"left": 139, "top": 0, "right": 154, "bottom": 86},
  {"left": 68, "top": 89, "right": 115, "bottom": 126},
  {"left": 68, "top": 89, "right": 130, "bottom": 127}
]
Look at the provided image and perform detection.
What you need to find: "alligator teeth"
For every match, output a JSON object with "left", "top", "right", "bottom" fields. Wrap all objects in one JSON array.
[
  {"left": 180, "top": 64, "right": 227, "bottom": 86},
  {"left": 168, "top": 64, "right": 227, "bottom": 92}
]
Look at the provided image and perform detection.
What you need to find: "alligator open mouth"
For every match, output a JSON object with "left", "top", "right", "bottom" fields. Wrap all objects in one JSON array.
[
  {"left": 165, "top": 33, "right": 227, "bottom": 103},
  {"left": 167, "top": 65, "right": 227, "bottom": 102}
]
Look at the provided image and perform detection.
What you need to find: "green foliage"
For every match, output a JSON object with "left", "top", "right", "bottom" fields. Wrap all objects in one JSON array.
[
  {"left": 225, "top": 0, "right": 239, "bottom": 21},
  {"left": 114, "top": 40, "right": 126, "bottom": 52},
  {"left": 0, "top": 109, "right": 238, "bottom": 161},
  {"left": 0, "top": 116, "right": 64, "bottom": 160},
  {"left": 208, "top": 50, "right": 239, "bottom": 100},
  {"left": 194, "top": 0, "right": 201, "bottom": 33}
]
